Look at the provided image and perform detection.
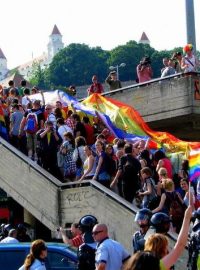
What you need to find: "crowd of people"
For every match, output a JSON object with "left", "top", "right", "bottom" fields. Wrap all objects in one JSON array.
[
  {"left": 0, "top": 78, "right": 200, "bottom": 269},
  {"left": 0, "top": 43, "right": 200, "bottom": 270},
  {"left": 137, "top": 43, "right": 199, "bottom": 83},
  {"left": 0, "top": 75, "right": 200, "bottom": 226},
  {"left": 86, "top": 43, "right": 200, "bottom": 94}
]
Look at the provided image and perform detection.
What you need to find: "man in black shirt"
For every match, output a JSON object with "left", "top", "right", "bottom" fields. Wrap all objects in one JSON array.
[
  {"left": 111, "top": 143, "right": 141, "bottom": 203},
  {"left": 72, "top": 113, "right": 86, "bottom": 139}
]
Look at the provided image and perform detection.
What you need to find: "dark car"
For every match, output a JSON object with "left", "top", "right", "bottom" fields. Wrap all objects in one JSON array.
[{"left": 0, "top": 242, "right": 78, "bottom": 270}]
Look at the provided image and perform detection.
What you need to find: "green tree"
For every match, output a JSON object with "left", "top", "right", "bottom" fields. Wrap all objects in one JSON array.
[
  {"left": 48, "top": 43, "right": 109, "bottom": 88},
  {"left": 42, "top": 42, "right": 200, "bottom": 89},
  {"left": 29, "top": 62, "right": 48, "bottom": 89},
  {"left": 108, "top": 41, "right": 156, "bottom": 81}
]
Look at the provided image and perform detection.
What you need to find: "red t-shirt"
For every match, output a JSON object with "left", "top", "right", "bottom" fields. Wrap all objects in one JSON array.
[
  {"left": 88, "top": 83, "right": 103, "bottom": 94},
  {"left": 71, "top": 234, "right": 83, "bottom": 247},
  {"left": 84, "top": 123, "right": 95, "bottom": 145}
]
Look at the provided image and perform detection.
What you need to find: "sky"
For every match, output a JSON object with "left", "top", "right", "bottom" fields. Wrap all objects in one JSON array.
[{"left": 1, "top": 0, "right": 199, "bottom": 69}]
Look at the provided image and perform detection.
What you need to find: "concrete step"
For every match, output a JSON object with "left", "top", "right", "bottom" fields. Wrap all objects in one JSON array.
[{"left": 0, "top": 137, "right": 188, "bottom": 269}]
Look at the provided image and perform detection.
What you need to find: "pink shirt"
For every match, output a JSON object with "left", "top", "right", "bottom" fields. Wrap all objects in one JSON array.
[
  {"left": 162, "top": 158, "right": 173, "bottom": 179},
  {"left": 137, "top": 64, "right": 153, "bottom": 83}
]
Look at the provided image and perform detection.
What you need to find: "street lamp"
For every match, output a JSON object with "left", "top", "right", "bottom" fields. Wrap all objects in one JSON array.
[{"left": 109, "top": 63, "right": 126, "bottom": 80}]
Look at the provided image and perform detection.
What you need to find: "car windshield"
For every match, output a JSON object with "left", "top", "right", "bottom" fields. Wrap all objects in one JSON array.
[{"left": 47, "top": 250, "right": 77, "bottom": 269}]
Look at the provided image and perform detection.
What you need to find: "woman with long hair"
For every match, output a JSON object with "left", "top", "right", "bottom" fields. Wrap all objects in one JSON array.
[
  {"left": 73, "top": 136, "right": 87, "bottom": 180},
  {"left": 59, "top": 131, "right": 76, "bottom": 181},
  {"left": 180, "top": 178, "right": 195, "bottom": 209},
  {"left": 152, "top": 178, "right": 185, "bottom": 232},
  {"left": 18, "top": 239, "right": 47, "bottom": 270},
  {"left": 142, "top": 205, "right": 192, "bottom": 270},
  {"left": 78, "top": 145, "right": 96, "bottom": 181},
  {"left": 92, "top": 140, "right": 111, "bottom": 188},
  {"left": 144, "top": 233, "right": 169, "bottom": 259},
  {"left": 124, "top": 251, "right": 160, "bottom": 270},
  {"left": 154, "top": 150, "right": 173, "bottom": 179},
  {"left": 143, "top": 205, "right": 192, "bottom": 270}
]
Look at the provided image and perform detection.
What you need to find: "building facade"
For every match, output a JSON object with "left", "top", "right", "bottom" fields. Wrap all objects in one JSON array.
[
  {"left": 0, "top": 48, "right": 8, "bottom": 81},
  {"left": 0, "top": 25, "right": 64, "bottom": 81}
]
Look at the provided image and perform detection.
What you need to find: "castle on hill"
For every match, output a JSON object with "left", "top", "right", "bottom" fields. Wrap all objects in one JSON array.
[
  {"left": 0, "top": 25, "right": 64, "bottom": 82},
  {"left": 0, "top": 27, "right": 150, "bottom": 83}
]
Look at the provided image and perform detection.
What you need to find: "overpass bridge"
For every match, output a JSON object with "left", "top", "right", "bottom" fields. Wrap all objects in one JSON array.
[
  {"left": 100, "top": 72, "right": 200, "bottom": 141},
  {"left": 0, "top": 137, "right": 188, "bottom": 269}
]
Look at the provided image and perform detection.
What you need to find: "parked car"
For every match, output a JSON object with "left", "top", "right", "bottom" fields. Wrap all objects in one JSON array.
[{"left": 0, "top": 242, "right": 78, "bottom": 270}]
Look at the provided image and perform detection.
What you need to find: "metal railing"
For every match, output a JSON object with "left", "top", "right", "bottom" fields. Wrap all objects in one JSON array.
[
  {"left": 0, "top": 136, "right": 180, "bottom": 242},
  {"left": 79, "top": 72, "right": 200, "bottom": 101}
]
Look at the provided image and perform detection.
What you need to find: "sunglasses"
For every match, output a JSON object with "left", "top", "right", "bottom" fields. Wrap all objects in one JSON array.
[
  {"left": 92, "top": 230, "right": 103, "bottom": 235},
  {"left": 139, "top": 224, "right": 149, "bottom": 228}
]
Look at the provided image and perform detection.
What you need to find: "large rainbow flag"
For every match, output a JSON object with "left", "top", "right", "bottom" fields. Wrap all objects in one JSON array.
[
  {"left": 82, "top": 94, "right": 200, "bottom": 182},
  {"left": 10, "top": 90, "right": 200, "bottom": 182}
]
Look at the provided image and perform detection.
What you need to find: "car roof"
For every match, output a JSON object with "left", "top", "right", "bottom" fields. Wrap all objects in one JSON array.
[{"left": 0, "top": 242, "right": 77, "bottom": 255}]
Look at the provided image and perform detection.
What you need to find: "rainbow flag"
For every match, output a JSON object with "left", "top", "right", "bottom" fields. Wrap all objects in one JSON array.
[
  {"left": 82, "top": 94, "right": 200, "bottom": 181},
  {"left": 0, "top": 104, "right": 7, "bottom": 140},
  {"left": 188, "top": 149, "right": 200, "bottom": 182}
]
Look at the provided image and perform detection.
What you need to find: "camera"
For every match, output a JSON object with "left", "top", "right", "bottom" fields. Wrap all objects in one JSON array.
[{"left": 141, "top": 57, "right": 151, "bottom": 66}]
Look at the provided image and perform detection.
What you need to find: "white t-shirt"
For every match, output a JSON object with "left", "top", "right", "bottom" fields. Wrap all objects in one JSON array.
[
  {"left": 83, "top": 156, "right": 97, "bottom": 177},
  {"left": 0, "top": 236, "right": 19, "bottom": 243},
  {"left": 47, "top": 113, "right": 57, "bottom": 129},
  {"left": 18, "top": 258, "right": 46, "bottom": 270},
  {"left": 22, "top": 96, "right": 31, "bottom": 107},
  {"left": 58, "top": 125, "right": 73, "bottom": 140},
  {"left": 184, "top": 55, "right": 197, "bottom": 72}
]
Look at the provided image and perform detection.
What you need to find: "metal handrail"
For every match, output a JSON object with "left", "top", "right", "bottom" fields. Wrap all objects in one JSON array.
[
  {"left": 0, "top": 136, "right": 179, "bottom": 242},
  {"left": 79, "top": 72, "right": 200, "bottom": 101}
]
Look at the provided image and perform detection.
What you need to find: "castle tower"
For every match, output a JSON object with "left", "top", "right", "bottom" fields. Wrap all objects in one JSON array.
[
  {"left": 138, "top": 32, "right": 150, "bottom": 45},
  {"left": 0, "top": 48, "right": 8, "bottom": 80},
  {"left": 47, "top": 25, "right": 64, "bottom": 62}
]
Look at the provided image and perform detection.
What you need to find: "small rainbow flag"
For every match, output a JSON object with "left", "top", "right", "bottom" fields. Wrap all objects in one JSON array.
[
  {"left": 0, "top": 104, "right": 7, "bottom": 140},
  {"left": 188, "top": 148, "right": 200, "bottom": 182}
]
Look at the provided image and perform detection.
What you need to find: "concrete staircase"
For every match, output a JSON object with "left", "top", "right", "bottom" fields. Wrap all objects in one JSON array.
[{"left": 0, "top": 138, "right": 188, "bottom": 269}]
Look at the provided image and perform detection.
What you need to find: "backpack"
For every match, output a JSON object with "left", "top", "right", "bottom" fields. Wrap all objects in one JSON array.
[
  {"left": 24, "top": 111, "right": 39, "bottom": 134},
  {"left": 77, "top": 243, "right": 96, "bottom": 270},
  {"left": 166, "top": 192, "right": 185, "bottom": 221}
]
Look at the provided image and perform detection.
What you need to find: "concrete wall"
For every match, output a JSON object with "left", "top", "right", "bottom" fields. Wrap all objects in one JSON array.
[
  {"left": 60, "top": 184, "right": 188, "bottom": 270},
  {"left": 76, "top": 80, "right": 136, "bottom": 99},
  {"left": 103, "top": 75, "right": 200, "bottom": 122},
  {"left": 0, "top": 139, "right": 60, "bottom": 230},
  {"left": 60, "top": 183, "right": 138, "bottom": 252}
]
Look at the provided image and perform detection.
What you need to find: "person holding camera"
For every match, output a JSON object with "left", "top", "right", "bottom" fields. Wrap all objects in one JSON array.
[
  {"left": 105, "top": 71, "right": 122, "bottom": 91},
  {"left": 59, "top": 223, "right": 83, "bottom": 248},
  {"left": 136, "top": 57, "right": 153, "bottom": 83},
  {"left": 36, "top": 121, "right": 62, "bottom": 178}
]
